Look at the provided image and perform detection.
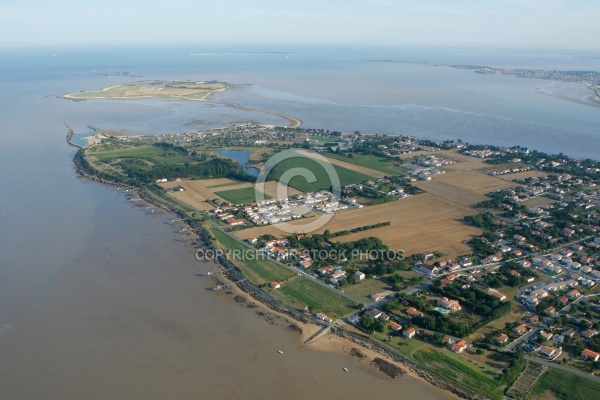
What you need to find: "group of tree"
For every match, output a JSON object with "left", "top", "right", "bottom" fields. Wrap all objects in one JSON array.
[
  {"left": 322, "top": 222, "right": 391, "bottom": 239},
  {"left": 431, "top": 281, "right": 511, "bottom": 320},
  {"left": 116, "top": 157, "right": 255, "bottom": 183},
  {"left": 464, "top": 212, "right": 497, "bottom": 230}
]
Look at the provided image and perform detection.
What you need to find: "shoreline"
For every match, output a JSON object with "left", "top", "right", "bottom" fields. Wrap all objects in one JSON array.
[{"left": 70, "top": 151, "right": 469, "bottom": 398}]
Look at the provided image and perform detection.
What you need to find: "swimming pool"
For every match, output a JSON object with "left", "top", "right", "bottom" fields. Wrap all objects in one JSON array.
[{"left": 435, "top": 307, "right": 450, "bottom": 314}]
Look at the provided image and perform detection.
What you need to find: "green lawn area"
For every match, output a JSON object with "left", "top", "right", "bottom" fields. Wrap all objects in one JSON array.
[
  {"left": 91, "top": 146, "right": 165, "bottom": 161},
  {"left": 528, "top": 367, "right": 600, "bottom": 400},
  {"left": 209, "top": 227, "right": 293, "bottom": 284},
  {"left": 278, "top": 277, "right": 357, "bottom": 318},
  {"left": 413, "top": 349, "right": 503, "bottom": 400},
  {"left": 215, "top": 187, "right": 271, "bottom": 205},
  {"left": 324, "top": 153, "right": 403, "bottom": 175},
  {"left": 344, "top": 277, "right": 391, "bottom": 302},
  {"left": 267, "top": 155, "right": 373, "bottom": 192}
]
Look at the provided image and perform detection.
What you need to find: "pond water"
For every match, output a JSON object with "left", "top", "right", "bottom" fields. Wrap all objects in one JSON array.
[{"left": 214, "top": 149, "right": 259, "bottom": 177}]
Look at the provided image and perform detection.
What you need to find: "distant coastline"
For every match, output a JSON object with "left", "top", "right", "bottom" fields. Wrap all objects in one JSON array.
[{"left": 370, "top": 59, "right": 600, "bottom": 105}]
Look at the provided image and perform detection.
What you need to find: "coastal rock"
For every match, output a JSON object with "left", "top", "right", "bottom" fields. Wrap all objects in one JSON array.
[
  {"left": 350, "top": 347, "right": 367, "bottom": 359},
  {"left": 371, "top": 357, "right": 405, "bottom": 378}
]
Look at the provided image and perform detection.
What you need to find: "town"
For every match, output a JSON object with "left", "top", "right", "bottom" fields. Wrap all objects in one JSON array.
[{"left": 77, "top": 124, "right": 600, "bottom": 400}]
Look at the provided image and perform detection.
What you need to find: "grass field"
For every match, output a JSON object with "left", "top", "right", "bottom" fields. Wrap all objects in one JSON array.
[
  {"left": 278, "top": 277, "right": 357, "bottom": 318},
  {"left": 344, "top": 277, "right": 392, "bottom": 302},
  {"left": 267, "top": 152, "right": 373, "bottom": 192},
  {"left": 215, "top": 187, "right": 271, "bottom": 205},
  {"left": 521, "top": 196, "right": 557, "bottom": 208},
  {"left": 209, "top": 227, "right": 293, "bottom": 284},
  {"left": 294, "top": 149, "right": 387, "bottom": 179},
  {"left": 413, "top": 349, "right": 503, "bottom": 400},
  {"left": 528, "top": 367, "right": 600, "bottom": 400},
  {"left": 324, "top": 153, "right": 403, "bottom": 176},
  {"left": 91, "top": 146, "right": 165, "bottom": 161}
]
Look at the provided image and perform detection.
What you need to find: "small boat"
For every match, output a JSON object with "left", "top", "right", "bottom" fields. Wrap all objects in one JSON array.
[
  {"left": 343, "top": 367, "right": 349, "bottom": 372},
  {"left": 278, "top": 350, "right": 284, "bottom": 354}
]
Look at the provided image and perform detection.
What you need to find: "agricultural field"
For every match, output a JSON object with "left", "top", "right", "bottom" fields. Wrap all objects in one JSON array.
[
  {"left": 260, "top": 180, "right": 303, "bottom": 199},
  {"left": 414, "top": 171, "right": 517, "bottom": 207},
  {"left": 267, "top": 150, "right": 375, "bottom": 192},
  {"left": 323, "top": 152, "right": 403, "bottom": 176},
  {"left": 209, "top": 227, "right": 293, "bottom": 284},
  {"left": 528, "top": 367, "right": 600, "bottom": 400},
  {"left": 234, "top": 193, "right": 481, "bottom": 259},
  {"left": 276, "top": 277, "right": 357, "bottom": 318},
  {"left": 413, "top": 349, "right": 503, "bottom": 400},
  {"left": 215, "top": 187, "right": 271, "bottom": 205},
  {"left": 160, "top": 178, "right": 245, "bottom": 209},
  {"left": 507, "top": 362, "right": 545, "bottom": 399}
]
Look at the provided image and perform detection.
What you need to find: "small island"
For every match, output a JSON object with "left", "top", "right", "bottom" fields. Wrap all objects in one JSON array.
[{"left": 63, "top": 80, "right": 228, "bottom": 101}]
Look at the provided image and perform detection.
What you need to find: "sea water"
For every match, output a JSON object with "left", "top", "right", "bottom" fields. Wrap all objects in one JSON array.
[{"left": 0, "top": 46, "right": 598, "bottom": 399}]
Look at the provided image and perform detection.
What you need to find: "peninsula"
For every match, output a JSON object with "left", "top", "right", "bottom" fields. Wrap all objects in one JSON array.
[{"left": 72, "top": 121, "right": 600, "bottom": 400}]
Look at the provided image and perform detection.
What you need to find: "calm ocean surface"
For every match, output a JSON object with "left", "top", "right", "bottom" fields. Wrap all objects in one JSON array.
[{"left": 0, "top": 46, "right": 598, "bottom": 399}]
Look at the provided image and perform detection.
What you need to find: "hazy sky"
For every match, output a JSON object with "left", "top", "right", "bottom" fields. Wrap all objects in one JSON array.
[{"left": 1, "top": 0, "right": 599, "bottom": 50}]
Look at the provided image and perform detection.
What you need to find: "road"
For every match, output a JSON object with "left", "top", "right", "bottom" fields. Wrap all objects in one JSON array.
[{"left": 209, "top": 221, "right": 364, "bottom": 305}]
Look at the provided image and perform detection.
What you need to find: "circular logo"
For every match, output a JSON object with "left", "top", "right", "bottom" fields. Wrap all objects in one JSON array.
[{"left": 255, "top": 150, "right": 341, "bottom": 234}]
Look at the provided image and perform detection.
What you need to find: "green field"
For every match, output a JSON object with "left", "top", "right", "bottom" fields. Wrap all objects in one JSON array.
[
  {"left": 279, "top": 278, "right": 357, "bottom": 318},
  {"left": 413, "top": 349, "right": 503, "bottom": 400},
  {"left": 324, "top": 153, "right": 403, "bottom": 175},
  {"left": 91, "top": 146, "right": 166, "bottom": 161},
  {"left": 267, "top": 155, "right": 373, "bottom": 192},
  {"left": 209, "top": 227, "right": 293, "bottom": 284},
  {"left": 528, "top": 368, "right": 600, "bottom": 400},
  {"left": 215, "top": 187, "right": 271, "bottom": 205}
]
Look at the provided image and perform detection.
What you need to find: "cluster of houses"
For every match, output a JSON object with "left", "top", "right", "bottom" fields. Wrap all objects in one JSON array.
[
  {"left": 463, "top": 148, "right": 503, "bottom": 158},
  {"left": 238, "top": 191, "right": 352, "bottom": 226},
  {"left": 491, "top": 307, "right": 600, "bottom": 366},
  {"left": 248, "top": 237, "right": 292, "bottom": 260},
  {"left": 213, "top": 206, "right": 246, "bottom": 226},
  {"left": 403, "top": 161, "right": 446, "bottom": 181},
  {"left": 521, "top": 276, "right": 591, "bottom": 308},
  {"left": 359, "top": 137, "right": 443, "bottom": 156},
  {"left": 346, "top": 178, "right": 410, "bottom": 200},
  {"left": 487, "top": 166, "right": 532, "bottom": 176}
]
